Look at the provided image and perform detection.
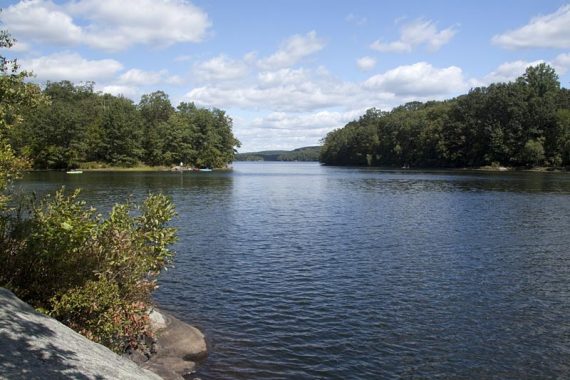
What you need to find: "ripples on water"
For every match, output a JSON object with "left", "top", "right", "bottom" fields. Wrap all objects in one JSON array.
[{"left": 19, "top": 164, "right": 570, "bottom": 379}]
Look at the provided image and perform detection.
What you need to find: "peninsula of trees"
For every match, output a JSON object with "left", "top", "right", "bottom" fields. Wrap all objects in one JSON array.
[
  {"left": 320, "top": 64, "right": 570, "bottom": 168},
  {"left": 8, "top": 81, "right": 240, "bottom": 169}
]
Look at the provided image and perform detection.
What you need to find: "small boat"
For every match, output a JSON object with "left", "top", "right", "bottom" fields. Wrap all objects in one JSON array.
[
  {"left": 199, "top": 168, "right": 213, "bottom": 172},
  {"left": 66, "top": 170, "right": 83, "bottom": 174}
]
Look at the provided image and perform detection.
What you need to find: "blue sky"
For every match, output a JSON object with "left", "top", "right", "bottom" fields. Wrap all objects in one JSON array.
[{"left": 1, "top": 0, "right": 569, "bottom": 152}]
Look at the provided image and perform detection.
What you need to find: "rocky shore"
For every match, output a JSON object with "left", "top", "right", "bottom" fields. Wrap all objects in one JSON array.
[
  {"left": 130, "top": 308, "right": 208, "bottom": 379},
  {"left": 0, "top": 288, "right": 207, "bottom": 379}
]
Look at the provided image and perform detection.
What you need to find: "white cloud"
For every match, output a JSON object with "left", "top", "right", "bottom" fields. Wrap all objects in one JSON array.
[
  {"left": 251, "top": 110, "right": 365, "bottom": 131},
  {"left": 257, "top": 68, "right": 308, "bottom": 87},
  {"left": 492, "top": 5, "right": 570, "bottom": 49},
  {"left": 165, "top": 75, "right": 185, "bottom": 85},
  {"left": 480, "top": 55, "right": 570, "bottom": 85},
  {"left": 186, "top": 83, "right": 348, "bottom": 112},
  {"left": 68, "top": 0, "right": 211, "bottom": 50},
  {"left": 1, "top": 0, "right": 211, "bottom": 51},
  {"left": 118, "top": 69, "right": 167, "bottom": 86},
  {"left": 356, "top": 56, "right": 376, "bottom": 71},
  {"left": 553, "top": 53, "right": 570, "bottom": 74},
  {"left": 243, "top": 51, "right": 258, "bottom": 64},
  {"left": 185, "top": 60, "right": 470, "bottom": 116},
  {"left": 370, "top": 18, "right": 456, "bottom": 53},
  {"left": 235, "top": 109, "right": 366, "bottom": 152},
  {"left": 185, "top": 64, "right": 372, "bottom": 113},
  {"left": 364, "top": 62, "right": 466, "bottom": 96},
  {"left": 0, "top": 40, "right": 30, "bottom": 53},
  {"left": 1, "top": 0, "right": 82, "bottom": 46},
  {"left": 100, "top": 69, "right": 184, "bottom": 98},
  {"left": 257, "top": 31, "right": 325, "bottom": 69},
  {"left": 19, "top": 52, "right": 123, "bottom": 82},
  {"left": 193, "top": 55, "right": 249, "bottom": 82},
  {"left": 100, "top": 84, "right": 139, "bottom": 98},
  {"left": 482, "top": 59, "right": 544, "bottom": 84}
]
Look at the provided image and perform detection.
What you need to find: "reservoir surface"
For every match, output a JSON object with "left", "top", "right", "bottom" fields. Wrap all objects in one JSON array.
[{"left": 18, "top": 162, "right": 570, "bottom": 379}]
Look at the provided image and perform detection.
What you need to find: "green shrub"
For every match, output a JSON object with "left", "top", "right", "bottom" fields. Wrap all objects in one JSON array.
[{"left": 0, "top": 189, "right": 176, "bottom": 353}]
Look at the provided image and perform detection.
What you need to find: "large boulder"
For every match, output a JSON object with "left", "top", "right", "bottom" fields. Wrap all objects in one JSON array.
[
  {"left": 0, "top": 287, "right": 161, "bottom": 380},
  {"left": 140, "top": 309, "right": 208, "bottom": 379}
]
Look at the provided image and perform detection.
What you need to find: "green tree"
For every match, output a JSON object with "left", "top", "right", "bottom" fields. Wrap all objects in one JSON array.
[
  {"left": 14, "top": 81, "right": 99, "bottom": 169},
  {"left": 138, "top": 91, "right": 174, "bottom": 165},
  {"left": 98, "top": 95, "right": 143, "bottom": 166},
  {"left": 320, "top": 64, "right": 568, "bottom": 169},
  {"left": 0, "top": 28, "right": 46, "bottom": 204},
  {"left": 521, "top": 138, "right": 545, "bottom": 166}
]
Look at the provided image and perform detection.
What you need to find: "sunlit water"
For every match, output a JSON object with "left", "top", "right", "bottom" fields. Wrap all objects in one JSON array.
[{"left": 18, "top": 162, "right": 570, "bottom": 379}]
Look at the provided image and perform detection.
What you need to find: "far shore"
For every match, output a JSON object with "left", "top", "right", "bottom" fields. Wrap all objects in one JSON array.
[
  {"left": 27, "top": 163, "right": 569, "bottom": 173},
  {"left": 28, "top": 165, "right": 234, "bottom": 172}
]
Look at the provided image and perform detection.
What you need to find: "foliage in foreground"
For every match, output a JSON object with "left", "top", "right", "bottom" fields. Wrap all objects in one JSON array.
[
  {"left": 0, "top": 190, "right": 177, "bottom": 352},
  {"left": 1, "top": 25, "right": 179, "bottom": 353},
  {"left": 0, "top": 29, "right": 47, "bottom": 207}
]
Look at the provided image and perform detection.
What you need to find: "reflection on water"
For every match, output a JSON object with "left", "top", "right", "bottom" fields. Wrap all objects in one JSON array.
[{"left": 17, "top": 163, "right": 570, "bottom": 379}]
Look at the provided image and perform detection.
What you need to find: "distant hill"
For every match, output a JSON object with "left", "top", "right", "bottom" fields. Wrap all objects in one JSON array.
[{"left": 235, "top": 146, "right": 321, "bottom": 161}]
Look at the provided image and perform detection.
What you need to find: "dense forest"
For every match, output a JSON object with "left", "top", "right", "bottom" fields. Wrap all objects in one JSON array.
[
  {"left": 236, "top": 146, "right": 320, "bottom": 161},
  {"left": 320, "top": 64, "right": 570, "bottom": 168},
  {"left": 8, "top": 81, "right": 240, "bottom": 169}
]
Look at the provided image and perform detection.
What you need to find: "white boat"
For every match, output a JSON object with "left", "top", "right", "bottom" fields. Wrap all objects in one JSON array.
[
  {"left": 66, "top": 170, "right": 83, "bottom": 174},
  {"left": 199, "top": 168, "right": 213, "bottom": 172}
]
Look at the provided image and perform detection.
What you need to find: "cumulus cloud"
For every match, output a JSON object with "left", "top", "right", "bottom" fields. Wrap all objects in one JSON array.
[
  {"left": 250, "top": 110, "right": 365, "bottom": 130},
  {"left": 100, "top": 84, "right": 139, "bottom": 98},
  {"left": 0, "top": 0, "right": 82, "bottom": 46},
  {"left": 492, "top": 5, "right": 570, "bottom": 49},
  {"left": 553, "top": 53, "right": 570, "bottom": 74},
  {"left": 481, "top": 59, "right": 544, "bottom": 84},
  {"left": 356, "top": 56, "right": 376, "bottom": 71},
  {"left": 118, "top": 69, "right": 168, "bottom": 86},
  {"left": 186, "top": 82, "right": 350, "bottom": 112},
  {"left": 184, "top": 63, "right": 381, "bottom": 113},
  {"left": 1, "top": 0, "right": 211, "bottom": 51},
  {"left": 19, "top": 52, "right": 123, "bottom": 82},
  {"left": 185, "top": 60, "right": 473, "bottom": 116},
  {"left": 364, "top": 62, "right": 466, "bottom": 96},
  {"left": 480, "top": 54, "right": 570, "bottom": 85},
  {"left": 257, "top": 31, "right": 325, "bottom": 69},
  {"left": 235, "top": 109, "right": 366, "bottom": 152},
  {"left": 68, "top": 0, "right": 211, "bottom": 50},
  {"left": 370, "top": 18, "right": 456, "bottom": 53},
  {"left": 193, "top": 55, "right": 249, "bottom": 82},
  {"left": 99, "top": 69, "right": 185, "bottom": 98},
  {"left": 257, "top": 68, "right": 308, "bottom": 87}
]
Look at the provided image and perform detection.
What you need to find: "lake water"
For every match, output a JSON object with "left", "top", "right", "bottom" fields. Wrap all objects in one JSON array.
[{"left": 18, "top": 162, "right": 570, "bottom": 379}]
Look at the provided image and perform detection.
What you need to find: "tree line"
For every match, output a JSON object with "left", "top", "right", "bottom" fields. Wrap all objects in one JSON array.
[
  {"left": 235, "top": 146, "right": 320, "bottom": 161},
  {"left": 8, "top": 81, "right": 240, "bottom": 169},
  {"left": 320, "top": 64, "right": 570, "bottom": 168}
]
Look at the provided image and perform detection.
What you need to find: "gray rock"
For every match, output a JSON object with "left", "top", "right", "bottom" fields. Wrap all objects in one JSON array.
[
  {"left": 143, "top": 309, "right": 207, "bottom": 380},
  {"left": 0, "top": 287, "right": 161, "bottom": 380}
]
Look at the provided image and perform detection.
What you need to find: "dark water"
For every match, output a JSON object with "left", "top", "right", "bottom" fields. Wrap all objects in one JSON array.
[{"left": 18, "top": 163, "right": 570, "bottom": 379}]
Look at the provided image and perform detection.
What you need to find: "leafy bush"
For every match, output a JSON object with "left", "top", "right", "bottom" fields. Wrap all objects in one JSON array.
[{"left": 0, "top": 189, "right": 176, "bottom": 353}]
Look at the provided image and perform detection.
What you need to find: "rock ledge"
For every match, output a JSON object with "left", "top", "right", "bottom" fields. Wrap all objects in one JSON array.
[{"left": 0, "top": 287, "right": 161, "bottom": 380}]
